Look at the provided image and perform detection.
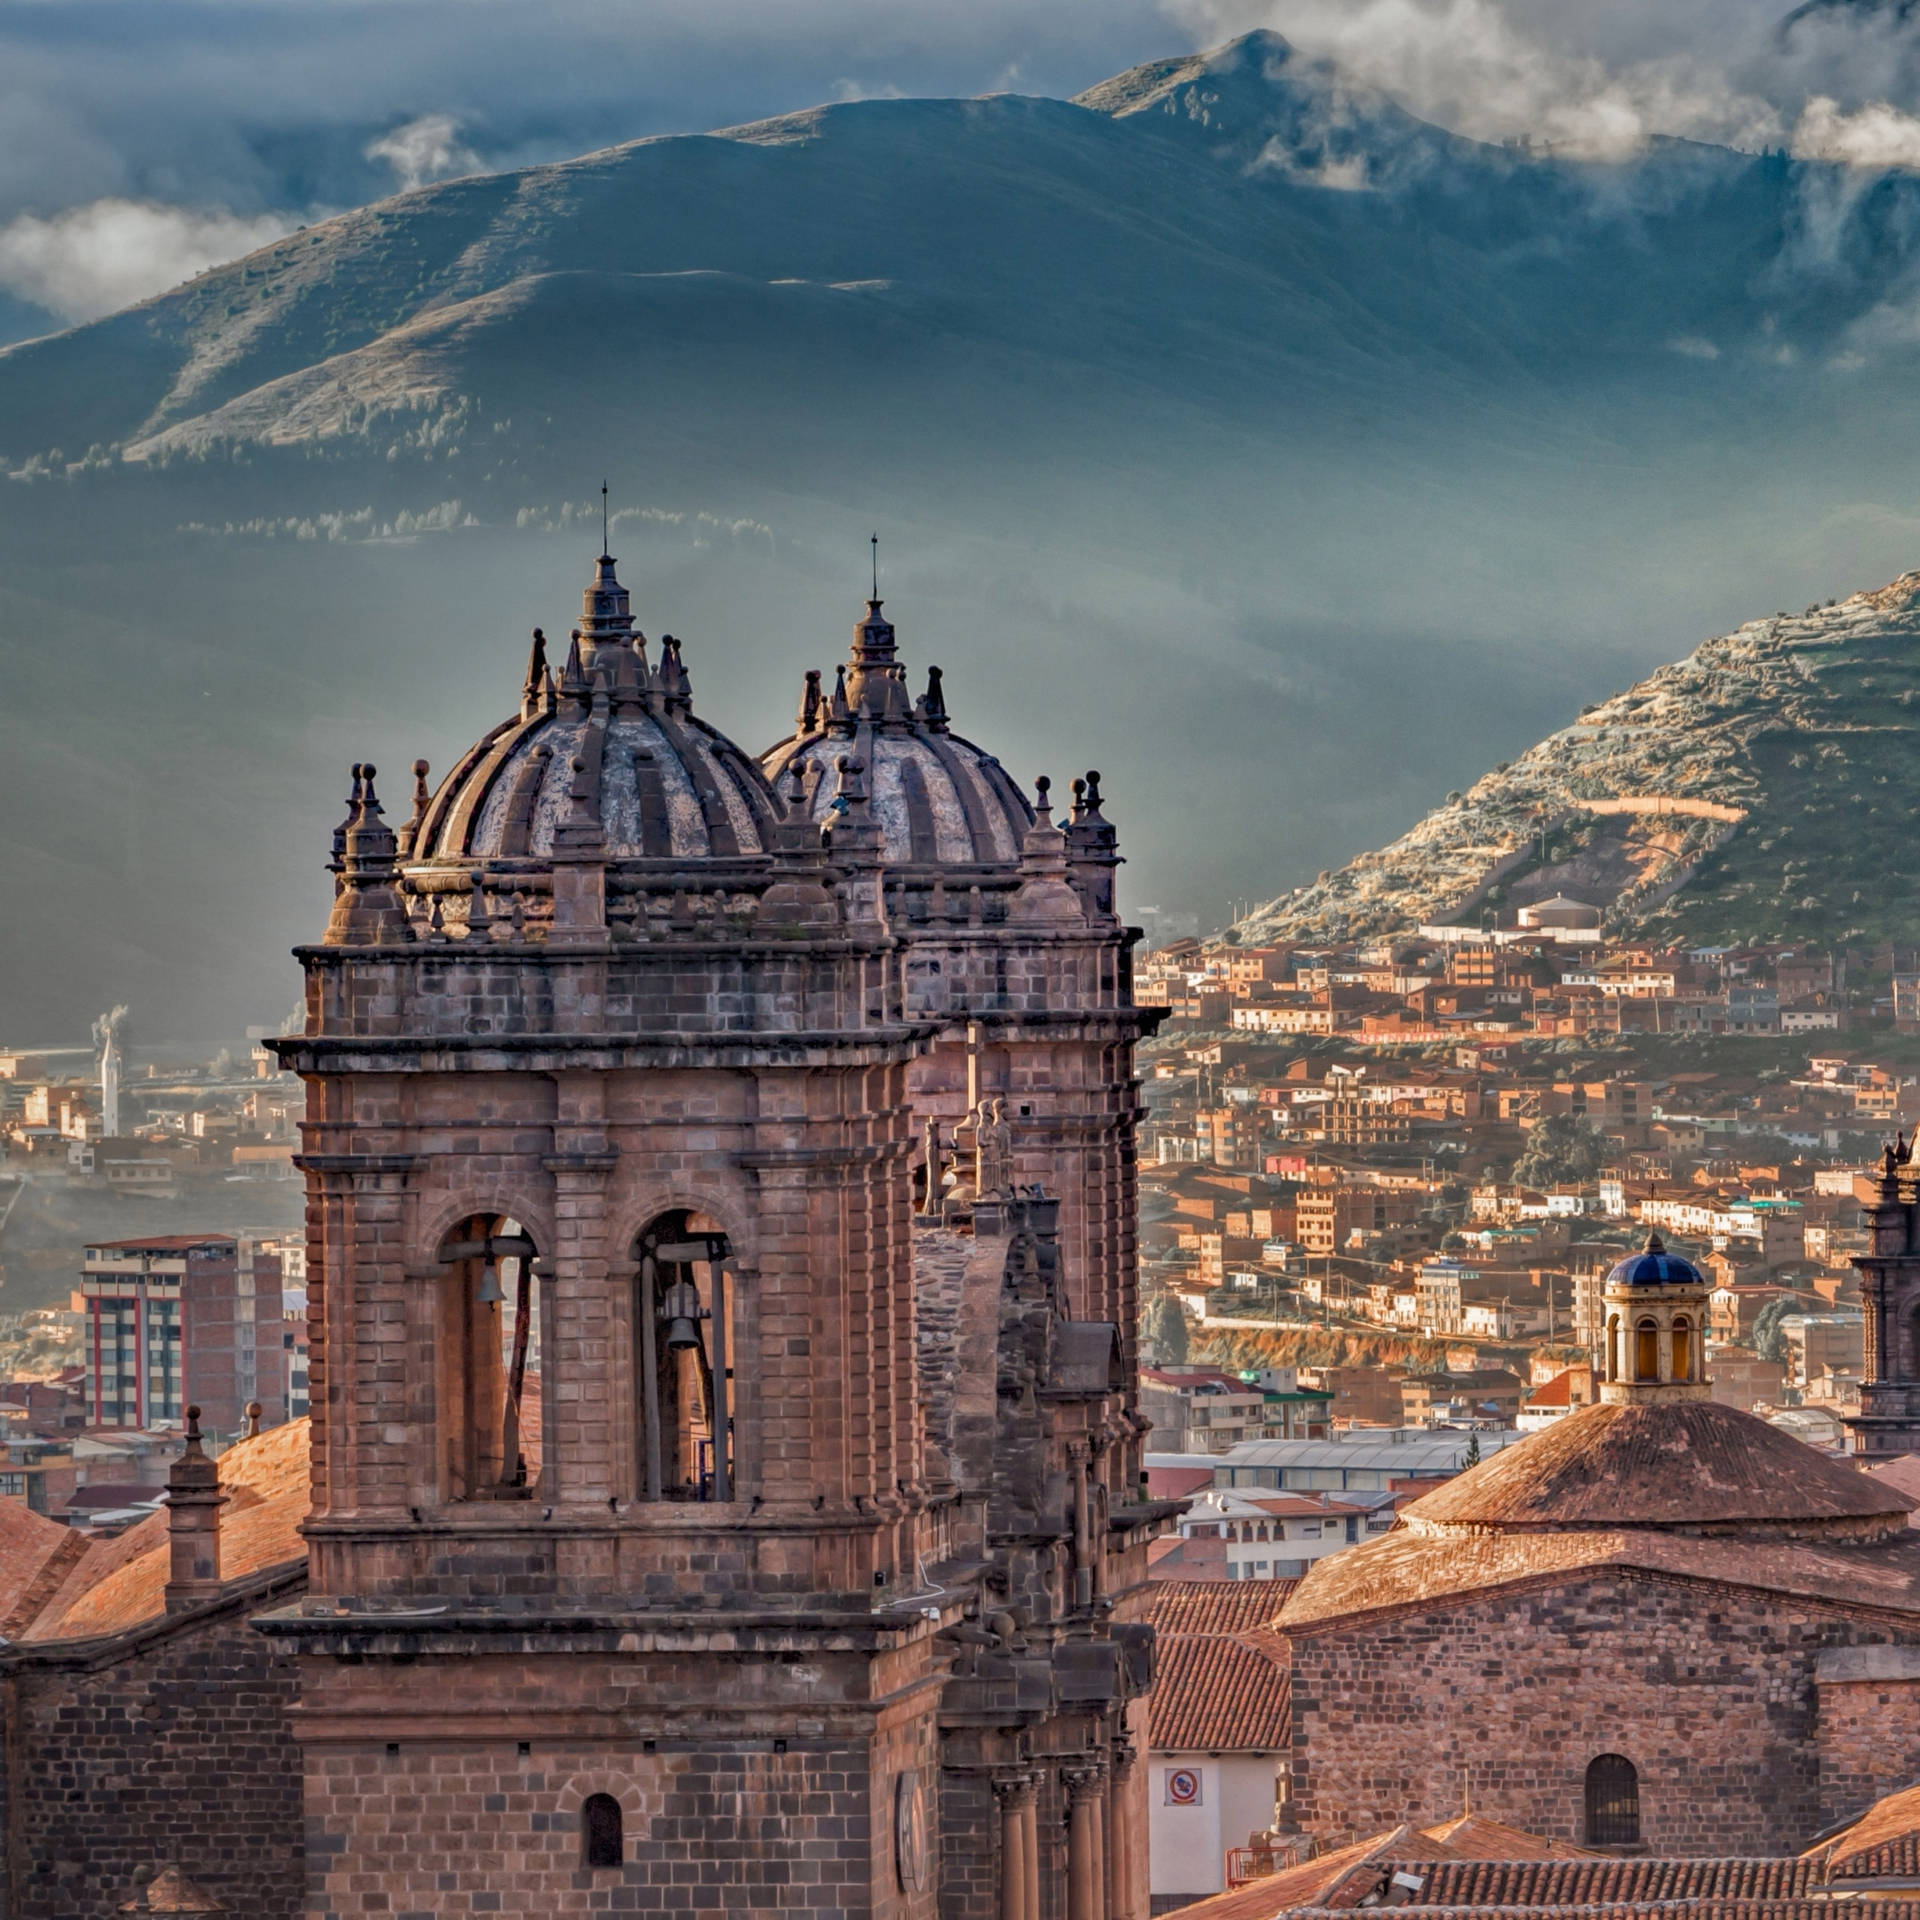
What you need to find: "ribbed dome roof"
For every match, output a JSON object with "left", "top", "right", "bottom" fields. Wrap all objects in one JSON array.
[
  {"left": 1403, "top": 1400, "right": 1912, "bottom": 1538},
  {"left": 1605, "top": 1233, "right": 1706, "bottom": 1290},
  {"left": 410, "top": 553, "right": 777, "bottom": 865},
  {"left": 760, "top": 594, "right": 1031, "bottom": 867}
]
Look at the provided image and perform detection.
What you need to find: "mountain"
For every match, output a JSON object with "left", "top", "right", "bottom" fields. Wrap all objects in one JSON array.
[
  {"left": 1235, "top": 569, "right": 1920, "bottom": 951},
  {"left": 12, "top": 32, "right": 1920, "bottom": 1036}
]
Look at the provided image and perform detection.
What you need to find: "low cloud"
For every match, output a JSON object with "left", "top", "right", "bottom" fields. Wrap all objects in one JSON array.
[
  {"left": 0, "top": 198, "right": 294, "bottom": 323},
  {"left": 1794, "top": 92, "right": 1920, "bottom": 166},
  {"left": 1173, "top": 0, "right": 1784, "bottom": 159},
  {"left": 365, "top": 114, "right": 482, "bottom": 192}
]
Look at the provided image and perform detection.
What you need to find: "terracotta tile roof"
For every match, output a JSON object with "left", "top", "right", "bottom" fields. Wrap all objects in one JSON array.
[
  {"left": 1405, "top": 1401, "right": 1910, "bottom": 1535},
  {"left": 1808, "top": 1780, "right": 1920, "bottom": 1879},
  {"left": 1281, "top": 1523, "right": 1920, "bottom": 1634},
  {"left": 1867, "top": 1453, "right": 1920, "bottom": 1511},
  {"left": 0, "top": 1506, "right": 87, "bottom": 1639},
  {"left": 20, "top": 1418, "right": 309, "bottom": 1642},
  {"left": 1281, "top": 1903, "right": 1917, "bottom": 1920},
  {"left": 1417, "top": 1816, "right": 1596, "bottom": 1861},
  {"left": 1365, "top": 1856, "right": 1814, "bottom": 1906},
  {"left": 1143, "top": 1579, "right": 1300, "bottom": 1636},
  {"left": 1525, "top": 1373, "right": 1577, "bottom": 1409},
  {"left": 1150, "top": 1626, "right": 1291, "bottom": 1752},
  {"left": 1167, "top": 1832, "right": 1408, "bottom": 1919}
]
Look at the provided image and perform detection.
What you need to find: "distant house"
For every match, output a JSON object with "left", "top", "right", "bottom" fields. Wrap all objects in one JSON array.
[{"left": 1143, "top": 1581, "right": 1295, "bottom": 1910}]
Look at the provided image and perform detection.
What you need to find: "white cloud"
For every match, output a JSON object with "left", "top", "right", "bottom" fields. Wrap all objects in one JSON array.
[
  {"left": 365, "top": 113, "right": 482, "bottom": 191},
  {"left": 0, "top": 198, "right": 295, "bottom": 323},
  {"left": 1170, "top": 0, "right": 1785, "bottom": 159},
  {"left": 1794, "top": 94, "right": 1920, "bottom": 169}
]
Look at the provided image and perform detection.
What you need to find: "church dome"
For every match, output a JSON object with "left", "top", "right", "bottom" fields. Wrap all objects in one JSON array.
[
  {"left": 409, "top": 553, "right": 777, "bottom": 866},
  {"left": 760, "top": 592, "right": 1031, "bottom": 868},
  {"left": 1604, "top": 1233, "right": 1704, "bottom": 1290},
  {"left": 1402, "top": 1399, "right": 1912, "bottom": 1540}
]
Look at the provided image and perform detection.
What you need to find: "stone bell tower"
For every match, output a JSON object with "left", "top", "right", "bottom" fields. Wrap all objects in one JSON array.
[
  {"left": 261, "top": 548, "right": 1166, "bottom": 1920},
  {"left": 1847, "top": 1141, "right": 1920, "bottom": 1456},
  {"left": 1596, "top": 1234, "right": 1710, "bottom": 1405}
]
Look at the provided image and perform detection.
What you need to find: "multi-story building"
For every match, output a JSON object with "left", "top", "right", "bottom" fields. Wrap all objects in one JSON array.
[{"left": 80, "top": 1234, "right": 288, "bottom": 1433}]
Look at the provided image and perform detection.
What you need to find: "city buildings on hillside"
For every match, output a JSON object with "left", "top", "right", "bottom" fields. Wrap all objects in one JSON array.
[{"left": 79, "top": 1234, "right": 290, "bottom": 1433}]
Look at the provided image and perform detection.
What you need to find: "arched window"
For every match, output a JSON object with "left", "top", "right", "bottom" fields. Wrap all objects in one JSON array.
[
  {"left": 1671, "top": 1316, "right": 1692, "bottom": 1382},
  {"left": 1585, "top": 1754, "right": 1639, "bottom": 1847},
  {"left": 582, "top": 1793, "right": 623, "bottom": 1869},
  {"left": 634, "top": 1213, "right": 734, "bottom": 1502},
  {"left": 1635, "top": 1320, "right": 1659, "bottom": 1383},
  {"left": 1606, "top": 1315, "right": 1621, "bottom": 1382},
  {"left": 435, "top": 1216, "right": 541, "bottom": 1501}
]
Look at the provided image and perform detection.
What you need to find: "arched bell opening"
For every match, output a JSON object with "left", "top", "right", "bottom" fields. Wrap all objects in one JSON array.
[
  {"left": 1634, "top": 1318, "right": 1659, "bottom": 1384},
  {"left": 1605, "top": 1314, "right": 1622, "bottom": 1384},
  {"left": 1671, "top": 1315, "right": 1693, "bottom": 1383},
  {"left": 633, "top": 1212, "right": 734, "bottom": 1503},
  {"left": 435, "top": 1214, "right": 542, "bottom": 1502}
]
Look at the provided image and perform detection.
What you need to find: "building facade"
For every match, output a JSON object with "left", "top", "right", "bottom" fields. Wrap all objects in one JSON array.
[
  {"left": 257, "top": 552, "right": 1169, "bottom": 1919},
  {"left": 81, "top": 1234, "right": 289, "bottom": 1433}
]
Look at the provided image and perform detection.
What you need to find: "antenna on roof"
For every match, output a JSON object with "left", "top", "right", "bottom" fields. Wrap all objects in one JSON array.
[
  {"left": 871, "top": 531, "right": 879, "bottom": 602},
  {"left": 601, "top": 481, "right": 610, "bottom": 557}
]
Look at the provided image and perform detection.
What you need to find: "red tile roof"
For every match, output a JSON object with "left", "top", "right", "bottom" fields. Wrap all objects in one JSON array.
[
  {"left": 1149, "top": 1624, "right": 1291, "bottom": 1753},
  {"left": 21, "top": 1418, "right": 309, "bottom": 1642},
  {"left": 1364, "top": 1855, "right": 1813, "bottom": 1907},
  {"left": 1809, "top": 1779, "right": 1920, "bottom": 1879},
  {"left": 1143, "top": 1580, "right": 1300, "bottom": 1636}
]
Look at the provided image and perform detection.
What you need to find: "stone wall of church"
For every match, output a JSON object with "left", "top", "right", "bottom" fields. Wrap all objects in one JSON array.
[
  {"left": 1287, "top": 1572, "right": 1919, "bottom": 1854},
  {"left": 1815, "top": 1667, "right": 1920, "bottom": 1828},
  {"left": 0, "top": 1584, "right": 304, "bottom": 1920},
  {"left": 302, "top": 1735, "right": 943, "bottom": 1920}
]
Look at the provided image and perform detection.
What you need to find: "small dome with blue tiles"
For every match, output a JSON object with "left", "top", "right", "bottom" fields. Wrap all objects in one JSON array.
[{"left": 1605, "top": 1232, "right": 1704, "bottom": 1290}]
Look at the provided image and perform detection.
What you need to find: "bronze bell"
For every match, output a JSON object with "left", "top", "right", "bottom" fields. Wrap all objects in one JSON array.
[{"left": 659, "top": 1275, "right": 704, "bottom": 1351}]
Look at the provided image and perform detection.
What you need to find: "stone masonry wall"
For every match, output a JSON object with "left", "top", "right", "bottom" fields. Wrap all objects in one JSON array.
[
  {"left": 304, "top": 1737, "right": 942, "bottom": 1920},
  {"left": 1287, "top": 1572, "right": 1920, "bottom": 1855},
  {"left": 1815, "top": 1670, "right": 1920, "bottom": 1828},
  {"left": 1, "top": 1587, "right": 304, "bottom": 1920}
]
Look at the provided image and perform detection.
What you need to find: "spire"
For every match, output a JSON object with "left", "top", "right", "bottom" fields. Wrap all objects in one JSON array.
[
  {"left": 398, "top": 758, "right": 432, "bottom": 858},
  {"left": 324, "top": 764, "right": 411, "bottom": 947}
]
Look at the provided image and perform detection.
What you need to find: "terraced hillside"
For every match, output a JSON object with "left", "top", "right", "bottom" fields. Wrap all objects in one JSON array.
[{"left": 1236, "top": 572, "right": 1920, "bottom": 951}]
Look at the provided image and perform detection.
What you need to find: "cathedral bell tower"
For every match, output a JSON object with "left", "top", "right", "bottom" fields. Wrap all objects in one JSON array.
[{"left": 261, "top": 548, "right": 1166, "bottom": 1920}]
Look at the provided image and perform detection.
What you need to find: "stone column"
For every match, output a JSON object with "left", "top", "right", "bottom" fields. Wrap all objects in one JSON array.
[
  {"left": 994, "top": 1774, "right": 1032, "bottom": 1920},
  {"left": 1021, "top": 1779, "right": 1042, "bottom": 1920},
  {"left": 1106, "top": 1742, "right": 1137, "bottom": 1920},
  {"left": 1065, "top": 1765, "right": 1107, "bottom": 1920}
]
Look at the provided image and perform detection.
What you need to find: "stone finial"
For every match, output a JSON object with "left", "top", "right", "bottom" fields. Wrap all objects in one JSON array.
[
  {"left": 164, "top": 1405, "right": 227, "bottom": 1613},
  {"left": 397, "top": 758, "right": 432, "bottom": 857},
  {"left": 797, "top": 668, "right": 823, "bottom": 734},
  {"left": 1008, "top": 773, "right": 1085, "bottom": 927},
  {"left": 244, "top": 1400, "right": 263, "bottom": 1439},
  {"left": 328, "top": 763, "right": 364, "bottom": 888},
  {"left": 465, "top": 868, "right": 491, "bottom": 942},
  {"left": 921, "top": 664, "right": 947, "bottom": 732},
  {"left": 521, "top": 628, "right": 549, "bottom": 713},
  {"left": 324, "top": 764, "right": 411, "bottom": 947},
  {"left": 1082, "top": 769, "right": 1105, "bottom": 818},
  {"left": 656, "top": 635, "right": 692, "bottom": 714}
]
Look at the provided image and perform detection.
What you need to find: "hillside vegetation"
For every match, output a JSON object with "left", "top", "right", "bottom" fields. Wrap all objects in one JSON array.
[{"left": 1237, "top": 573, "right": 1920, "bottom": 951}]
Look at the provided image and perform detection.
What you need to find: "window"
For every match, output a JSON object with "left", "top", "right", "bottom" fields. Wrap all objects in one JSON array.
[
  {"left": 1671, "top": 1317, "right": 1692, "bottom": 1381},
  {"left": 1634, "top": 1320, "right": 1659, "bottom": 1382},
  {"left": 582, "top": 1793, "right": 623, "bottom": 1869},
  {"left": 1585, "top": 1754, "right": 1639, "bottom": 1847},
  {"left": 634, "top": 1215, "right": 734, "bottom": 1502}
]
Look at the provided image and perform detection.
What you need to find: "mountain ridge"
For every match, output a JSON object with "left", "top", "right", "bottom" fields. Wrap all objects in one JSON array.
[{"left": 1235, "top": 570, "right": 1920, "bottom": 953}]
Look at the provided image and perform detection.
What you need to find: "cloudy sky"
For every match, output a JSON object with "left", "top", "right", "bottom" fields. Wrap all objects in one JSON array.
[{"left": 6, "top": 0, "right": 1920, "bottom": 330}]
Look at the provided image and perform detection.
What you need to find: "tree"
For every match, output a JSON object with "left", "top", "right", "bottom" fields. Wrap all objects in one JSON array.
[
  {"left": 1145, "top": 1296, "right": 1190, "bottom": 1365},
  {"left": 1512, "top": 1113, "right": 1607, "bottom": 1190},
  {"left": 1463, "top": 1430, "right": 1482, "bottom": 1469}
]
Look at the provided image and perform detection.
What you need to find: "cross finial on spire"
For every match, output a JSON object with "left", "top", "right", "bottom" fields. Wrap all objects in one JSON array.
[
  {"left": 871, "top": 531, "right": 878, "bottom": 602},
  {"left": 601, "top": 481, "right": 610, "bottom": 558}
]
